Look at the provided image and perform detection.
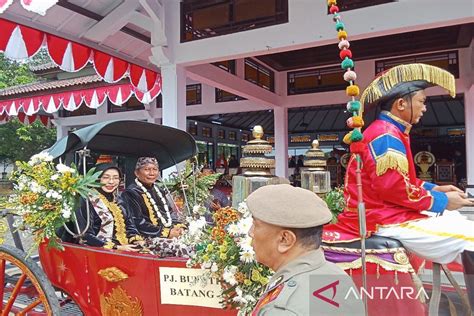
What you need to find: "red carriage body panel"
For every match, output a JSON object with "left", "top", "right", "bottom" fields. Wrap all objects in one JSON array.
[{"left": 38, "top": 242, "right": 237, "bottom": 316}]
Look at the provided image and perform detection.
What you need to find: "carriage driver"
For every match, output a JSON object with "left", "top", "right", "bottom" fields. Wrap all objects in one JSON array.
[{"left": 323, "top": 64, "right": 474, "bottom": 308}]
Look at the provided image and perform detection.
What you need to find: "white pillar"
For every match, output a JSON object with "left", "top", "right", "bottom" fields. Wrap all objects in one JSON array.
[
  {"left": 465, "top": 84, "right": 474, "bottom": 194},
  {"left": 161, "top": 64, "right": 187, "bottom": 130},
  {"left": 56, "top": 125, "right": 69, "bottom": 140},
  {"left": 274, "top": 106, "right": 288, "bottom": 178}
]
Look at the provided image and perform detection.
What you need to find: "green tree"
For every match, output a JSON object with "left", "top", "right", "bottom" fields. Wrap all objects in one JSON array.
[
  {"left": 0, "top": 119, "right": 56, "bottom": 165},
  {"left": 0, "top": 51, "right": 55, "bottom": 167},
  {"left": 0, "top": 53, "right": 36, "bottom": 89}
]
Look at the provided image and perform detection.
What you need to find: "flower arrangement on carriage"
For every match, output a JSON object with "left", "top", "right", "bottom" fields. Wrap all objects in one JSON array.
[
  {"left": 183, "top": 202, "right": 272, "bottom": 315},
  {"left": 4, "top": 152, "right": 100, "bottom": 251}
]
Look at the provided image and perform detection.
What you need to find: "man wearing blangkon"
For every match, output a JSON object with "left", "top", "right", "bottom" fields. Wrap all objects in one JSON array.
[
  {"left": 248, "top": 184, "right": 363, "bottom": 315},
  {"left": 323, "top": 64, "right": 474, "bottom": 308}
]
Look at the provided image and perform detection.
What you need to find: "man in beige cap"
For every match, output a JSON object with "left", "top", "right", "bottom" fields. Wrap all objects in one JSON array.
[{"left": 247, "top": 184, "right": 363, "bottom": 316}]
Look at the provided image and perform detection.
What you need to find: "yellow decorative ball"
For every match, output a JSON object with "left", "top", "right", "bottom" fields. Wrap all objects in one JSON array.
[
  {"left": 343, "top": 132, "right": 353, "bottom": 145},
  {"left": 338, "top": 30, "right": 348, "bottom": 40},
  {"left": 346, "top": 85, "right": 360, "bottom": 96},
  {"left": 328, "top": 0, "right": 337, "bottom": 6},
  {"left": 352, "top": 116, "right": 364, "bottom": 128}
]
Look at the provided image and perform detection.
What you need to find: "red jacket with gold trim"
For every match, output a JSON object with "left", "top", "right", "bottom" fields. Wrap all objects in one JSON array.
[{"left": 323, "top": 111, "right": 448, "bottom": 243}]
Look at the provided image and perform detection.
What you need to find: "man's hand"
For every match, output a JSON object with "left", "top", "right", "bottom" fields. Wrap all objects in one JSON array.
[
  {"left": 169, "top": 226, "right": 184, "bottom": 238},
  {"left": 117, "top": 244, "right": 140, "bottom": 252},
  {"left": 433, "top": 185, "right": 463, "bottom": 193},
  {"left": 445, "top": 191, "right": 474, "bottom": 210}
]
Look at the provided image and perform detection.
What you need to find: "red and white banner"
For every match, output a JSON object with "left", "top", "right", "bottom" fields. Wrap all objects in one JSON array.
[
  {"left": 0, "top": 112, "right": 50, "bottom": 127},
  {"left": 0, "top": 0, "right": 57, "bottom": 16},
  {"left": 0, "top": 18, "right": 161, "bottom": 93},
  {"left": 0, "top": 82, "right": 161, "bottom": 116}
]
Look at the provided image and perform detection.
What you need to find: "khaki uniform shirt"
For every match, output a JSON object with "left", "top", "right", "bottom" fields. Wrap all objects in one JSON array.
[{"left": 252, "top": 248, "right": 364, "bottom": 316}]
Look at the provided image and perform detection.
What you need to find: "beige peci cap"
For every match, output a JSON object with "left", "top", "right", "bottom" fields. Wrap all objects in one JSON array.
[{"left": 246, "top": 184, "right": 332, "bottom": 228}]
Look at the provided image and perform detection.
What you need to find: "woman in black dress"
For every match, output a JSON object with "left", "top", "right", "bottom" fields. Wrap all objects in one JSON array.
[{"left": 75, "top": 164, "right": 143, "bottom": 251}]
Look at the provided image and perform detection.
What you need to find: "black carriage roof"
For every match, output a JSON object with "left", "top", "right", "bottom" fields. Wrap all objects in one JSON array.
[{"left": 46, "top": 120, "right": 197, "bottom": 169}]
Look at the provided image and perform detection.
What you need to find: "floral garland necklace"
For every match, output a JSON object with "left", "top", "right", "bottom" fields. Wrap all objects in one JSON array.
[{"left": 135, "top": 179, "right": 172, "bottom": 227}]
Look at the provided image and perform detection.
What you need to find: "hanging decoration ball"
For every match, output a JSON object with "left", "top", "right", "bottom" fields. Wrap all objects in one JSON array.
[
  {"left": 346, "top": 85, "right": 360, "bottom": 96},
  {"left": 343, "top": 70, "right": 357, "bottom": 81},
  {"left": 327, "top": 0, "right": 337, "bottom": 6},
  {"left": 347, "top": 116, "right": 364, "bottom": 128},
  {"left": 341, "top": 58, "right": 354, "bottom": 69},
  {"left": 337, "top": 30, "right": 348, "bottom": 40},
  {"left": 329, "top": 5, "right": 339, "bottom": 14},
  {"left": 338, "top": 39, "right": 350, "bottom": 50},
  {"left": 346, "top": 101, "right": 360, "bottom": 112},
  {"left": 335, "top": 21, "right": 345, "bottom": 32},
  {"left": 350, "top": 129, "right": 363, "bottom": 142},
  {"left": 343, "top": 132, "right": 353, "bottom": 145},
  {"left": 350, "top": 142, "right": 365, "bottom": 154},
  {"left": 339, "top": 49, "right": 353, "bottom": 60}
]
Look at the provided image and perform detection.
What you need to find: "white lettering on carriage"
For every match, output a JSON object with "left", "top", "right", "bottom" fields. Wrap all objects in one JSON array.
[{"left": 159, "top": 267, "right": 224, "bottom": 308}]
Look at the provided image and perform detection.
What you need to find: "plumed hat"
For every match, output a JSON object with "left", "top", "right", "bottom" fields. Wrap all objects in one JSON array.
[{"left": 360, "top": 63, "right": 456, "bottom": 114}]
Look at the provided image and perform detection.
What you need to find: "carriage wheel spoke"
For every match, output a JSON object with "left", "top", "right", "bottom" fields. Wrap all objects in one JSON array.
[
  {"left": 2, "top": 273, "right": 27, "bottom": 316},
  {"left": 0, "top": 259, "right": 5, "bottom": 311},
  {"left": 18, "top": 298, "right": 42, "bottom": 315}
]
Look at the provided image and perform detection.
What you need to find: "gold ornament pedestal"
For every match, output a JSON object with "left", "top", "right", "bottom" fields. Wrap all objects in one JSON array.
[
  {"left": 232, "top": 126, "right": 285, "bottom": 208},
  {"left": 300, "top": 140, "right": 331, "bottom": 198}
]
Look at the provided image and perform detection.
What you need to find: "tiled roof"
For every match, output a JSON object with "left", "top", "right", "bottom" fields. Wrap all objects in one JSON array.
[
  {"left": 0, "top": 75, "right": 103, "bottom": 97},
  {"left": 28, "top": 62, "right": 58, "bottom": 72}
]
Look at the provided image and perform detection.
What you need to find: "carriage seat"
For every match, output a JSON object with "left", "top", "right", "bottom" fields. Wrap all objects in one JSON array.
[{"left": 322, "top": 235, "right": 403, "bottom": 250}]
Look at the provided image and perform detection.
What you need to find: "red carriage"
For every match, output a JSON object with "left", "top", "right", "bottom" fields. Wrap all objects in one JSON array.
[{"left": 0, "top": 120, "right": 237, "bottom": 315}]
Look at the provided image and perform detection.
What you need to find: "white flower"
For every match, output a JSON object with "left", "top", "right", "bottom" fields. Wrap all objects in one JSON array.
[
  {"left": 29, "top": 152, "right": 53, "bottom": 165},
  {"left": 29, "top": 181, "right": 40, "bottom": 193},
  {"left": 226, "top": 223, "right": 240, "bottom": 236},
  {"left": 211, "top": 262, "right": 218, "bottom": 273},
  {"left": 239, "top": 248, "right": 255, "bottom": 263},
  {"left": 238, "top": 236, "right": 253, "bottom": 252},
  {"left": 223, "top": 266, "right": 238, "bottom": 286},
  {"left": 46, "top": 190, "right": 61, "bottom": 199},
  {"left": 61, "top": 208, "right": 71, "bottom": 219},
  {"left": 237, "top": 201, "right": 249, "bottom": 214},
  {"left": 232, "top": 287, "right": 248, "bottom": 304},
  {"left": 51, "top": 174, "right": 59, "bottom": 181},
  {"left": 56, "top": 163, "right": 75, "bottom": 174},
  {"left": 237, "top": 216, "right": 253, "bottom": 235},
  {"left": 202, "top": 261, "right": 212, "bottom": 269},
  {"left": 187, "top": 216, "right": 207, "bottom": 237}
]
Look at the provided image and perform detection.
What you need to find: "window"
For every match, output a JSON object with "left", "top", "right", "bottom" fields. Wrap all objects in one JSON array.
[
  {"left": 375, "top": 51, "right": 459, "bottom": 78},
  {"left": 213, "top": 60, "right": 236, "bottom": 74},
  {"left": 216, "top": 89, "right": 246, "bottom": 102},
  {"left": 202, "top": 126, "right": 212, "bottom": 138},
  {"left": 214, "top": 60, "right": 246, "bottom": 102},
  {"left": 188, "top": 123, "right": 197, "bottom": 135},
  {"left": 108, "top": 96, "right": 145, "bottom": 113},
  {"left": 186, "top": 84, "right": 202, "bottom": 105},
  {"left": 241, "top": 133, "right": 250, "bottom": 142},
  {"left": 245, "top": 58, "right": 274, "bottom": 91},
  {"left": 59, "top": 104, "right": 96, "bottom": 117},
  {"left": 288, "top": 66, "right": 347, "bottom": 95},
  {"left": 327, "top": 0, "right": 394, "bottom": 13},
  {"left": 181, "top": 0, "right": 288, "bottom": 42},
  {"left": 218, "top": 129, "right": 225, "bottom": 139},
  {"left": 229, "top": 131, "right": 237, "bottom": 141}
]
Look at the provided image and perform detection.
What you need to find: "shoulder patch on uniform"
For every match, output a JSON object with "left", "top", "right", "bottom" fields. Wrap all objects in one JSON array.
[
  {"left": 368, "top": 133, "right": 408, "bottom": 176},
  {"left": 252, "top": 284, "right": 284, "bottom": 316}
]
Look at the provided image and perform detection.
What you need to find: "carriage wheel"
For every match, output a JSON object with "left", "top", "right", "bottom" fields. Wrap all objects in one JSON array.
[{"left": 0, "top": 245, "right": 60, "bottom": 316}]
